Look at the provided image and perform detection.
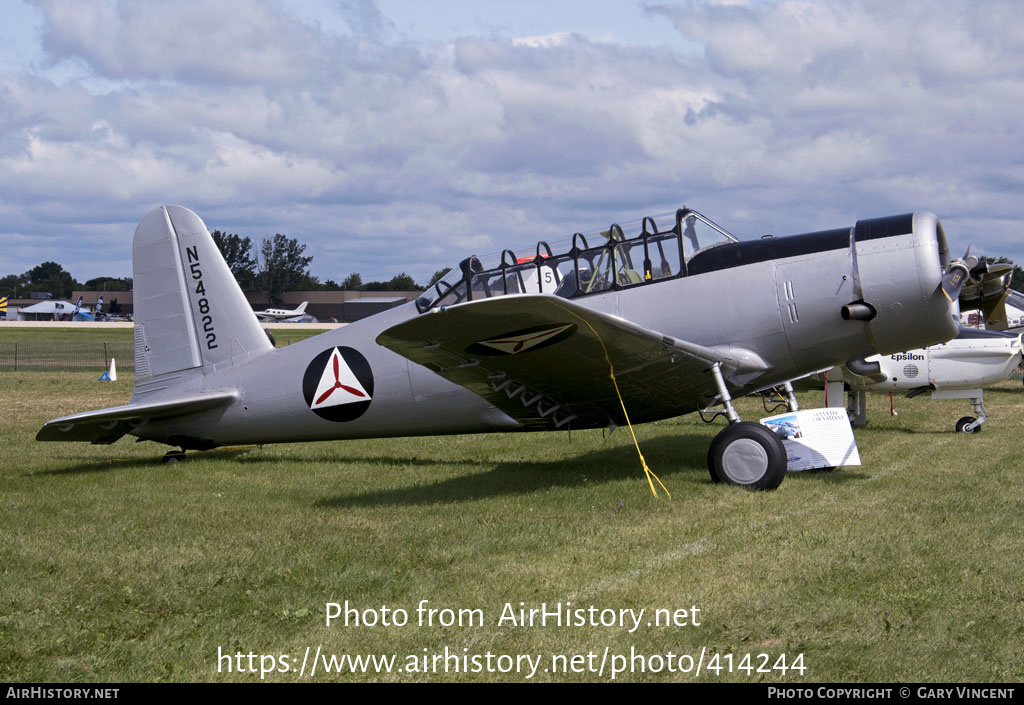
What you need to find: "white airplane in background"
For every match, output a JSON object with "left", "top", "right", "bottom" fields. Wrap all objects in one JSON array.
[
  {"left": 803, "top": 328, "right": 1023, "bottom": 433},
  {"left": 815, "top": 258, "right": 1024, "bottom": 433},
  {"left": 253, "top": 301, "right": 308, "bottom": 321}
]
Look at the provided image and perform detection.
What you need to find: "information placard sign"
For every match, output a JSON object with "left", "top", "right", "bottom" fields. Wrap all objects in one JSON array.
[{"left": 759, "top": 408, "right": 861, "bottom": 471}]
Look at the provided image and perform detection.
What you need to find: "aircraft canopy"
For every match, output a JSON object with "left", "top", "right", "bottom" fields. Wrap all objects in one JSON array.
[{"left": 415, "top": 208, "right": 737, "bottom": 313}]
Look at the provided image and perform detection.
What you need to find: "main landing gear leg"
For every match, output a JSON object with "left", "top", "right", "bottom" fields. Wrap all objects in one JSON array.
[
  {"left": 781, "top": 381, "right": 799, "bottom": 412},
  {"left": 847, "top": 389, "right": 867, "bottom": 428},
  {"left": 955, "top": 396, "right": 987, "bottom": 434},
  {"left": 705, "top": 363, "right": 787, "bottom": 490}
]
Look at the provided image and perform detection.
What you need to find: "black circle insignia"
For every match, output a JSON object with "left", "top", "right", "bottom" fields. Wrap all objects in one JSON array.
[{"left": 302, "top": 347, "right": 375, "bottom": 422}]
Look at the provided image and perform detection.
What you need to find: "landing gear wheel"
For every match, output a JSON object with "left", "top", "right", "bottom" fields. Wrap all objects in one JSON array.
[
  {"left": 163, "top": 449, "right": 186, "bottom": 464},
  {"left": 955, "top": 416, "right": 980, "bottom": 434},
  {"left": 708, "top": 421, "right": 787, "bottom": 490}
]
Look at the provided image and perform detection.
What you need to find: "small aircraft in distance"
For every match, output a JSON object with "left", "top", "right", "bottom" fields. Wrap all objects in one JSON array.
[
  {"left": 39, "top": 205, "right": 969, "bottom": 490},
  {"left": 805, "top": 328, "right": 1022, "bottom": 433},
  {"left": 253, "top": 301, "right": 309, "bottom": 321}
]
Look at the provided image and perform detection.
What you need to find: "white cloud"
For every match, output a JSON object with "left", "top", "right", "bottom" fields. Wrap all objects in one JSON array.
[
  {"left": 1, "top": 0, "right": 1022, "bottom": 283},
  {"left": 31, "top": 0, "right": 329, "bottom": 84}
]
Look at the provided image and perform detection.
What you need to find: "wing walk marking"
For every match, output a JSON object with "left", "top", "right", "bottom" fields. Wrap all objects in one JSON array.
[
  {"left": 415, "top": 354, "right": 583, "bottom": 431},
  {"left": 547, "top": 301, "right": 671, "bottom": 499},
  {"left": 489, "top": 375, "right": 577, "bottom": 428}
]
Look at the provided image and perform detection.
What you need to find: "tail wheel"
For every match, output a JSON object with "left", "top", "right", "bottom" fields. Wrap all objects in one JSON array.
[
  {"left": 162, "top": 449, "right": 186, "bottom": 464},
  {"left": 708, "top": 421, "right": 787, "bottom": 490},
  {"left": 955, "top": 416, "right": 980, "bottom": 434}
]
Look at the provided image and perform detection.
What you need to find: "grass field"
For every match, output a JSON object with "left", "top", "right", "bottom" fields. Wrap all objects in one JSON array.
[
  {"left": 2, "top": 327, "right": 1024, "bottom": 682},
  {"left": 0, "top": 325, "right": 317, "bottom": 347}
]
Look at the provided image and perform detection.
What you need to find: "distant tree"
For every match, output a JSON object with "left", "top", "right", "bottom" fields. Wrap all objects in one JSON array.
[
  {"left": 360, "top": 273, "right": 422, "bottom": 291},
  {"left": 84, "top": 276, "right": 131, "bottom": 291},
  {"left": 211, "top": 230, "right": 258, "bottom": 289},
  {"left": 323, "top": 278, "right": 341, "bottom": 290},
  {"left": 388, "top": 272, "right": 420, "bottom": 291},
  {"left": 297, "top": 274, "right": 327, "bottom": 290},
  {"left": 342, "top": 273, "right": 363, "bottom": 290},
  {"left": 0, "top": 273, "right": 29, "bottom": 299},
  {"left": 257, "top": 234, "right": 314, "bottom": 306},
  {"left": 26, "top": 261, "right": 80, "bottom": 298},
  {"left": 427, "top": 267, "right": 453, "bottom": 287}
]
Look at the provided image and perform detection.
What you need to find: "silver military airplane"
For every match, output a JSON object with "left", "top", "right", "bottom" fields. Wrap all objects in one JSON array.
[{"left": 38, "top": 205, "right": 965, "bottom": 490}]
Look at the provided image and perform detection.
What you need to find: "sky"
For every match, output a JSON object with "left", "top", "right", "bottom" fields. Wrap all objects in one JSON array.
[{"left": 1, "top": 0, "right": 1023, "bottom": 286}]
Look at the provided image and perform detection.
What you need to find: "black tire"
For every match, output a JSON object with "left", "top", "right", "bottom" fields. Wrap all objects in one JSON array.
[
  {"left": 955, "top": 416, "right": 980, "bottom": 434},
  {"left": 163, "top": 450, "right": 186, "bottom": 464},
  {"left": 708, "top": 421, "right": 788, "bottom": 490}
]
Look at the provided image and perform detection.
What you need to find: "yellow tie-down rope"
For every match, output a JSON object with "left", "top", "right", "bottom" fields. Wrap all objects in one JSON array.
[{"left": 552, "top": 303, "right": 671, "bottom": 499}]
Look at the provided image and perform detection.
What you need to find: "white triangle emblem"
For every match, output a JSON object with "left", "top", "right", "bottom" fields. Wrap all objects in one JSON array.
[
  {"left": 310, "top": 348, "right": 371, "bottom": 409},
  {"left": 478, "top": 325, "right": 573, "bottom": 355}
]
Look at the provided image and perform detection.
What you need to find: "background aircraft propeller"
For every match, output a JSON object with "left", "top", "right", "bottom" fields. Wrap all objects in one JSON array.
[
  {"left": 941, "top": 248, "right": 979, "bottom": 303},
  {"left": 950, "top": 250, "right": 1019, "bottom": 330}
]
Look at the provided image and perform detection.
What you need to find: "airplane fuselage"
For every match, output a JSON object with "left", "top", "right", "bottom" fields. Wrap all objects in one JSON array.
[
  {"left": 130, "top": 213, "right": 958, "bottom": 449},
  {"left": 844, "top": 331, "right": 1022, "bottom": 392}
]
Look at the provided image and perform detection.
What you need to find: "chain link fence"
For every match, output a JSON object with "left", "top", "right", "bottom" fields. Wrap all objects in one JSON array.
[{"left": 0, "top": 341, "right": 134, "bottom": 373}]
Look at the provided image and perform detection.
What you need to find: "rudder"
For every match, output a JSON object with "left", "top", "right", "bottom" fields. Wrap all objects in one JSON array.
[{"left": 132, "top": 205, "right": 272, "bottom": 379}]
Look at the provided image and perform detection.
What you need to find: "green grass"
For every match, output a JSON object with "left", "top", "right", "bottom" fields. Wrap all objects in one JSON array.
[
  {"left": 2, "top": 328, "right": 1024, "bottom": 682},
  {"left": 0, "top": 326, "right": 321, "bottom": 347},
  {"left": 0, "top": 327, "right": 134, "bottom": 343}
]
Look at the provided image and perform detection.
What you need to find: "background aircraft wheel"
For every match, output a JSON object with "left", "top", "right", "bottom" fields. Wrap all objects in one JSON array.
[
  {"left": 163, "top": 450, "right": 186, "bottom": 464},
  {"left": 955, "top": 416, "right": 980, "bottom": 434},
  {"left": 708, "top": 421, "right": 787, "bottom": 490}
]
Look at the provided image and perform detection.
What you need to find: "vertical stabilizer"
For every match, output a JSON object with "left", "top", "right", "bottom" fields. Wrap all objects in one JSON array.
[{"left": 133, "top": 205, "right": 273, "bottom": 379}]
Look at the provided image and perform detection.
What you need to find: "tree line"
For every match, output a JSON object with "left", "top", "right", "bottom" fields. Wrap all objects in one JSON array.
[
  {"left": 210, "top": 231, "right": 428, "bottom": 305},
  {"left": 0, "top": 261, "right": 131, "bottom": 300},
  {"left": 0, "top": 231, "right": 439, "bottom": 307}
]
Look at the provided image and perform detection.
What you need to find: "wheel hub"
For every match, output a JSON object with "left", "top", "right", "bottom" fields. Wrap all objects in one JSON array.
[{"left": 721, "top": 438, "right": 769, "bottom": 484}]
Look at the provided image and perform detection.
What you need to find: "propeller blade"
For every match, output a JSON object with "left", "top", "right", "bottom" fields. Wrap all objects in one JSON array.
[
  {"left": 941, "top": 262, "right": 970, "bottom": 303},
  {"left": 973, "top": 262, "right": 1013, "bottom": 280}
]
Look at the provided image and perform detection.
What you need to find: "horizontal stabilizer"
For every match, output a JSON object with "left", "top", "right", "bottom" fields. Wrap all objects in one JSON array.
[{"left": 36, "top": 391, "right": 238, "bottom": 444}]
